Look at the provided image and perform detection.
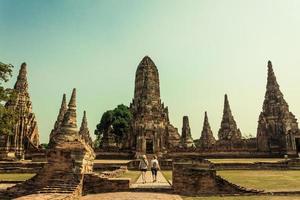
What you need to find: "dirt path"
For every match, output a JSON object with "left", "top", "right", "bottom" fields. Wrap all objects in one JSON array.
[
  {"left": 131, "top": 171, "right": 171, "bottom": 189},
  {"left": 81, "top": 192, "right": 183, "bottom": 200},
  {"left": 13, "top": 171, "right": 182, "bottom": 200}
]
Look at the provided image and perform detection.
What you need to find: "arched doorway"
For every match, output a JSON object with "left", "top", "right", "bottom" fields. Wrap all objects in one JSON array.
[
  {"left": 295, "top": 138, "right": 300, "bottom": 154},
  {"left": 146, "top": 139, "right": 153, "bottom": 154}
]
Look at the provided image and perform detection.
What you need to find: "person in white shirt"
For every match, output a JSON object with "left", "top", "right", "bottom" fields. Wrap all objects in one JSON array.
[
  {"left": 139, "top": 155, "right": 148, "bottom": 184},
  {"left": 150, "top": 155, "right": 160, "bottom": 182}
]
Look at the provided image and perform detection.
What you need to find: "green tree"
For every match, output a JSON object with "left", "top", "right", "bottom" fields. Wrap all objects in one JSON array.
[
  {"left": 0, "top": 62, "right": 17, "bottom": 135},
  {"left": 94, "top": 110, "right": 114, "bottom": 148},
  {"left": 40, "top": 143, "right": 49, "bottom": 149},
  {"left": 94, "top": 104, "right": 132, "bottom": 148}
]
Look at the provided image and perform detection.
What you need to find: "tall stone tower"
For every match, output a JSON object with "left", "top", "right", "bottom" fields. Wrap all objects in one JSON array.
[
  {"left": 79, "top": 111, "right": 93, "bottom": 147},
  {"left": 127, "top": 56, "right": 180, "bottom": 155},
  {"left": 1, "top": 63, "right": 40, "bottom": 159},
  {"left": 52, "top": 88, "right": 78, "bottom": 144},
  {"left": 180, "top": 116, "right": 194, "bottom": 148},
  {"left": 199, "top": 112, "right": 216, "bottom": 148},
  {"left": 49, "top": 94, "right": 67, "bottom": 148},
  {"left": 218, "top": 94, "right": 242, "bottom": 141},
  {"left": 257, "top": 61, "right": 300, "bottom": 154},
  {"left": 49, "top": 89, "right": 95, "bottom": 173}
]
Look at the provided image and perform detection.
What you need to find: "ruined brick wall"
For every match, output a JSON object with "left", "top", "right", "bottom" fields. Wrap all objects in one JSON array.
[
  {"left": 83, "top": 173, "right": 130, "bottom": 194},
  {"left": 99, "top": 166, "right": 127, "bottom": 178},
  {"left": 0, "top": 161, "right": 44, "bottom": 173},
  {"left": 172, "top": 159, "right": 258, "bottom": 195},
  {"left": 170, "top": 138, "right": 258, "bottom": 154},
  {"left": 212, "top": 138, "right": 257, "bottom": 152}
]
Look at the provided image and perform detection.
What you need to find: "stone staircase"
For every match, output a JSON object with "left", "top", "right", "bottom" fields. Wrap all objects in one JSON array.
[
  {"left": 37, "top": 171, "right": 81, "bottom": 194},
  {"left": 4, "top": 167, "right": 83, "bottom": 198}
]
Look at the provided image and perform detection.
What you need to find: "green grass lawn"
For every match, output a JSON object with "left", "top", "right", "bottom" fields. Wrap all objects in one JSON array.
[
  {"left": 0, "top": 173, "right": 35, "bottom": 182},
  {"left": 162, "top": 170, "right": 172, "bottom": 182},
  {"left": 182, "top": 196, "right": 300, "bottom": 200},
  {"left": 217, "top": 170, "right": 300, "bottom": 192},
  {"left": 208, "top": 158, "right": 285, "bottom": 164},
  {"left": 117, "top": 170, "right": 141, "bottom": 183},
  {"left": 161, "top": 170, "right": 300, "bottom": 192}
]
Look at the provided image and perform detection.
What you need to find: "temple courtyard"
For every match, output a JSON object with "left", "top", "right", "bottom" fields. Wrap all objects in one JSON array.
[
  {"left": 1, "top": 53, "right": 300, "bottom": 200},
  {"left": 1, "top": 158, "right": 300, "bottom": 199}
]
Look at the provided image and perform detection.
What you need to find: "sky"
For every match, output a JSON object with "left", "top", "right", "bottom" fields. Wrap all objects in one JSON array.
[{"left": 1, "top": 0, "right": 300, "bottom": 143}]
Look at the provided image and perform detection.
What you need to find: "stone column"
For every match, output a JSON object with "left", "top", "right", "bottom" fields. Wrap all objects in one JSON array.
[{"left": 141, "top": 133, "right": 146, "bottom": 153}]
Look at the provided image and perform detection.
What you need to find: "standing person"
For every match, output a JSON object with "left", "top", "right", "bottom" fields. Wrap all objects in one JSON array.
[
  {"left": 151, "top": 155, "right": 160, "bottom": 182},
  {"left": 139, "top": 155, "right": 148, "bottom": 184}
]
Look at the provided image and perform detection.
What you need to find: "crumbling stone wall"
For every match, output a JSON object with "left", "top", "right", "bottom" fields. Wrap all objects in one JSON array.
[
  {"left": 100, "top": 166, "right": 128, "bottom": 178},
  {"left": 83, "top": 173, "right": 130, "bottom": 194},
  {"left": 172, "top": 158, "right": 259, "bottom": 195}
]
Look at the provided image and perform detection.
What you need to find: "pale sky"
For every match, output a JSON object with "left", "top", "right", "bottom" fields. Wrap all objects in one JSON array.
[{"left": 1, "top": 0, "right": 300, "bottom": 143}]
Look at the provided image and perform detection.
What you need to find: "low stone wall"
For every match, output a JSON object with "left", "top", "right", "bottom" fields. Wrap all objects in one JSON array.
[
  {"left": 26, "top": 151, "right": 47, "bottom": 162},
  {"left": 125, "top": 157, "right": 300, "bottom": 171},
  {"left": 172, "top": 158, "right": 260, "bottom": 196},
  {"left": 214, "top": 162, "right": 286, "bottom": 170},
  {"left": 94, "top": 162, "right": 129, "bottom": 172},
  {"left": 159, "top": 159, "right": 173, "bottom": 170},
  {"left": 83, "top": 173, "right": 130, "bottom": 194},
  {"left": 127, "top": 159, "right": 140, "bottom": 170},
  {"left": 100, "top": 166, "right": 128, "bottom": 178},
  {"left": 128, "top": 158, "right": 300, "bottom": 170},
  {"left": 0, "top": 161, "right": 45, "bottom": 173},
  {"left": 214, "top": 159, "right": 300, "bottom": 170},
  {"left": 167, "top": 151, "right": 287, "bottom": 159},
  {"left": 286, "top": 158, "right": 300, "bottom": 169},
  {"left": 129, "top": 157, "right": 300, "bottom": 171},
  {"left": 95, "top": 151, "right": 134, "bottom": 159},
  {"left": 128, "top": 159, "right": 173, "bottom": 170}
]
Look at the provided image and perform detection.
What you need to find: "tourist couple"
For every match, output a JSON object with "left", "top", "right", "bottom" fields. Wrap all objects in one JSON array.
[{"left": 139, "top": 155, "right": 160, "bottom": 184}]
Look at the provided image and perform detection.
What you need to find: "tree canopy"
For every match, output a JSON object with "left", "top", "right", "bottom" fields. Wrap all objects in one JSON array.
[
  {"left": 94, "top": 104, "right": 132, "bottom": 148},
  {"left": 0, "top": 62, "right": 17, "bottom": 135}
]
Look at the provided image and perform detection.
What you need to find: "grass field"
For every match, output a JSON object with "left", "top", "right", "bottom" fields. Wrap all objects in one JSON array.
[
  {"left": 208, "top": 158, "right": 285, "bottom": 164},
  {"left": 217, "top": 170, "right": 300, "bottom": 192},
  {"left": 0, "top": 173, "right": 35, "bottom": 182},
  {"left": 182, "top": 196, "right": 300, "bottom": 200},
  {"left": 117, "top": 170, "right": 141, "bottom": 183},
  {"left": 161, "top": 170, "right": 300, "bottom": 192},
  {"left": 162, "top": 170, "right": 172, "bottom": 182}
]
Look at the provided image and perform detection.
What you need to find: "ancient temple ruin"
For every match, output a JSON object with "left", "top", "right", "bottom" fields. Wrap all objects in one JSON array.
[
  {"left": 124, "top": 56, "right": 180, "bottom": 155},
  {"left": 79, "top": 111, "right": 93, "bottom": 147},
  {"left": 198, "top": 112, "right": 216, "bottom": 148},
  {"left": 0, "top": 63, "right": 40, "bottom": 159},
  {"left": 96, "top": 58, "right": 300, "bottom": 157},
  {"left": 48, "top": 93, "right": 67, "bottom": 148},
  {"left": 49, "top": 88, "right": 95, "bottom": 173},
  {"left": 257, "top": 61, "right": 300, "bottom": 155},
  {"left": 218, "top": 94, "right": 242, "bottom": 141},
  {"left": 180, "top": 116, "right": 194, "bottom": 148},
  {"left": 6, "top": 89, "right": 95, "bottom": 198},
  {"left": 102, "top": 124, "right": 117, "bottom": 150},
  {"left": 172, "top": 158, "right": 259, "bottom": 195}
]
